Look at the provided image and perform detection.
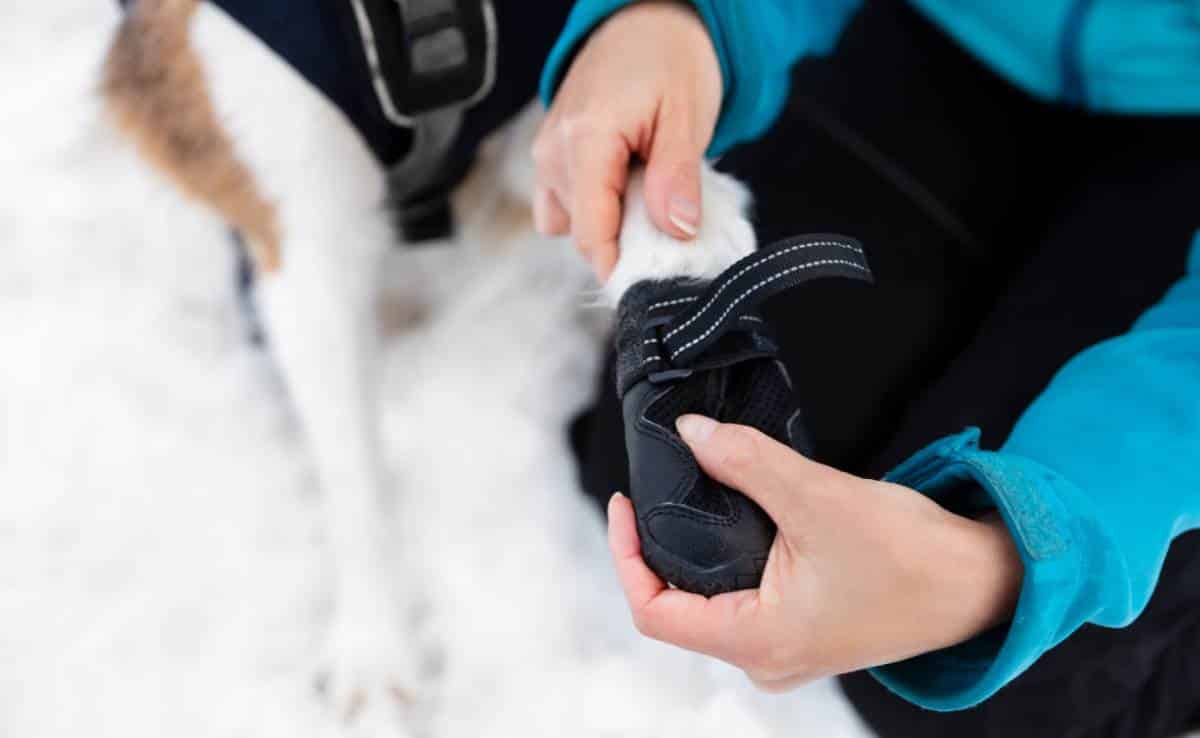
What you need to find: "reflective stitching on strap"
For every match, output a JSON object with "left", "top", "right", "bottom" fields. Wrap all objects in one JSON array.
[
  {"left": 625, "top": 234, "right": 872, "bottom": 391},
  {"left": 668, "top": 259, "right": 869, "bottom": 361},
  {"left": 662, "top": 239, "right": 863, "bottom": 341},
  {"left": 648, "top": 296, "right": 698, "bottom": 311},
  {"left": 646, "top": 319, "right": 756, "bottom": 343},
  {"left": 655, "top": 234, "right": 872, "bottom": 368}
]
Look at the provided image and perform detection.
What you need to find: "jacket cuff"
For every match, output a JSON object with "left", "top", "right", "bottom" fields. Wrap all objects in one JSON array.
[{"left": 867, "top": 428, "right": 1097, "bottom": 711}]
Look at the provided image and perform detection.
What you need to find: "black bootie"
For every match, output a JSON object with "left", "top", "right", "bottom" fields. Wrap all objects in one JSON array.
[{"left": 615, "top": 234, "right": 872, "bottom": 595}]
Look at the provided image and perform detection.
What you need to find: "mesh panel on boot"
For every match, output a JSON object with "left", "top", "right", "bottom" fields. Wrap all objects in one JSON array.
[
  {"left": 643, "top": 372, "right": 724, "bottom": 429},
  {"left": 642, "top": 358, "right": 798, "bottom": 518},
  {"left": 721, "top": 360, "right": 795, "bottom": 442},
  {"left": 644, "top": 377, "right": 730, "bottom": 517}
]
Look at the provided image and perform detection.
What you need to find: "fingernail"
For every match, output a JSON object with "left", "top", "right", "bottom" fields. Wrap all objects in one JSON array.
[
  {"left": 609, "top": 491, "right": 624, "bottom": 504},
  {"left": 668, "top": 195, "right": 699, "bottom": 237},
  {"left": 676, "top": 414, "right": 717, "bottom": 444}
]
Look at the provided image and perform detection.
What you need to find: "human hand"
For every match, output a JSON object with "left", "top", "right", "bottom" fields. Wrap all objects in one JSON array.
[
  {"left": 532, "top": 0, "right": 723, "bottom": 279},
  {"left": 607, "top": 414, "right": 1023, "bottom": 692}
]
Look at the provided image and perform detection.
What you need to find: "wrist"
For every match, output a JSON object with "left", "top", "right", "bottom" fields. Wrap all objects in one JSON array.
[
  {"left": 947, "top": 512, "right": 1023, "bottom": 637},
  {"left": 622, "top": 0, "right": 703, "bottom": 24},
  {"left": 973, "top": 513, "right": 1024, "bottom": 627},
  {"left": 609, "top": 0, "right": 723, "bottom": 104},
  {"left": 913, "top": 511, "right": 1023, "bottom": 654},
  {"left": 605, "top": 1, "right": 706, "bottom": 40}
]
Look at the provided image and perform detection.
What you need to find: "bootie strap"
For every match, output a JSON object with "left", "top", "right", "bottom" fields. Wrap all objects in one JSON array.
[{"left": 616, "top": 234, "right": 872, "bottom": 394}]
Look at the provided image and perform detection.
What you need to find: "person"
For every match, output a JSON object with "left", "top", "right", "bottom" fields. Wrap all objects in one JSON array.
[{"left": 532, "top": 1, "right": 1200, "bottom": 736}]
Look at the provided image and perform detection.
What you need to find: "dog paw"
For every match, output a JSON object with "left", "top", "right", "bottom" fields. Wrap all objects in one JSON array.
[{"left": 314, "top": 614, "right": 422, "bottom": 725}]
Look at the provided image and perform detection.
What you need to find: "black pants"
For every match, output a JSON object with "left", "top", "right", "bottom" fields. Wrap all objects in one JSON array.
[{"left": 569, "top": 1, "right": 1200, "bottom": 735}]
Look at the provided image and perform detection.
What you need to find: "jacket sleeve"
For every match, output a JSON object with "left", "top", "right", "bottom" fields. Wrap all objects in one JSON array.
[
  {"left": 871, "top": 232, "right": 1200, "bottom": 711},
  {"left": 538, "top": 0, "right": 863, "bottom": 156}
]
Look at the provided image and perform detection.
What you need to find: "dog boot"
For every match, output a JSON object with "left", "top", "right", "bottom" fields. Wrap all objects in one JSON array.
[{"left": 614, "top": 234, "right": 873, "bottom": 595}]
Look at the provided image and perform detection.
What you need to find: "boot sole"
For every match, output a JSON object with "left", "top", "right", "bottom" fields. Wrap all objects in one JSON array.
[{"left": 636, "top": 517, "right": 768, "bottom": 596}]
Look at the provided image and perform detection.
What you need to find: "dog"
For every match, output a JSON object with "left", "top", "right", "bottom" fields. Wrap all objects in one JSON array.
[{"left": 100, "top": 0, "right": 759, "bottom": 723}]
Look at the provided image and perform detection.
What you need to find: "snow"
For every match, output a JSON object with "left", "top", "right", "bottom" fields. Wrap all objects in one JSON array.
[{"left": 0, "top": 3, "right": 872, "bottom": 736}]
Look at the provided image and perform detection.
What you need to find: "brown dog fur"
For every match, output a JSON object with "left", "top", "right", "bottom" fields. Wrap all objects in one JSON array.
[{"left": 102, "top": 0, "right": 281, "bottom": 271}]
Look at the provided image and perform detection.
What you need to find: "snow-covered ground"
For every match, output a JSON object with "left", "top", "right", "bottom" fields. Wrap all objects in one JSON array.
[{"left": 0, "top": 3, "right": 871, "bottom": 737}]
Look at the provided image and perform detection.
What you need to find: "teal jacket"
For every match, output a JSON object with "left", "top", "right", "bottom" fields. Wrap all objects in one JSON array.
[
  {"left": 541, "top": 0, "right": 1200, "bottom": 156},
  {"left": 874, "top": 234, "right": 1200, "bottom": 708},
  {"left": 541, "top": 0, "right": 1200, "bottom": 711}
]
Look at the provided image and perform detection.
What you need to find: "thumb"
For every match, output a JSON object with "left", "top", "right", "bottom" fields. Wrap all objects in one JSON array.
[
  {"left": 643, "top": 110, "right": 704, "bottom": 240},
  {"left": 675, "top": 414, "right": 850, "bottom": 525}
]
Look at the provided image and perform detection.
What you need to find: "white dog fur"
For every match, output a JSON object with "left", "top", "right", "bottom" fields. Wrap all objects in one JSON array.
[
  {"left": 102, "top": 0, "right": 757, "bottom": 724},
  {"left": 605, "top": 167, "right": 756, "bottom": 305},
  {"left": 192, "top": 5, "right": 416, "bottom": 715}
]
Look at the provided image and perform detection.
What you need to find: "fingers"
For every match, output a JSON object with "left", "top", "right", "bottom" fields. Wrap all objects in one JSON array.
[
  {"left": 532, "top": 117, "right": 628, "bottom": 279},
  {"left": 643, "top": 105, "right": 703, "bottom": 240},
  {"left": 674, "top": 415, "right": 851, "bottom": 525},
  {"left": 532, "top": 121, "right": 570, "bottom": 234},
  {"left": 533, "top": 186, "right": 569, "bottom": 235},
  {"left": 565, "top": 130, "right": 627, "bottom": 279},
  {"left": 607, "top": 493, "right": 760, "bottom": 661},
  {"left": 747, "top": 672, "right": 813, "bottom": 695},
  {"left": 607, "top": 491, "right": 664, "bottom": 609}
]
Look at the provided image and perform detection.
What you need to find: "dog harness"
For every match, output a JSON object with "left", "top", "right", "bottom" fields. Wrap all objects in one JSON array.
[{"left": 118, "top": 0, "right": 568, "bottom": 241}]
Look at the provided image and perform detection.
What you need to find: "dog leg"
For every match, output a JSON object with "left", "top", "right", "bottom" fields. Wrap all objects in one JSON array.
[
  {"left": 257, "top": 221, "right": 418, "bottom": 715},
  {"left": 180, "top": 5, "right": 419, "bottom": 719},
  {"left": 602, "top": 164, "right": 757, "bottom": 306}
]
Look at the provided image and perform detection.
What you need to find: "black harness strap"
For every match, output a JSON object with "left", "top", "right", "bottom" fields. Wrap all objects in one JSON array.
[
  {"left": 117, "top": 0, "right": 571, "bottom": 244},
  {"left": 196, "top": 0, "right": 493, "bottom": 241},
  {"left": 639, "top": 234, "right": 873, "bottom": 379},
  {"left": 346, "top": 0, "right": 495, "bottom": 127}
]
